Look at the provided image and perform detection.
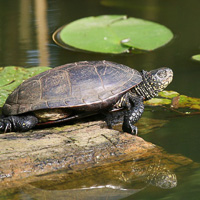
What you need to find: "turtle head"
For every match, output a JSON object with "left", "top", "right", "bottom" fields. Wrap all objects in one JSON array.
[
  {"left": 145, "top": 67, "right": 173, "bottom": 93},
  {"left": 136, "top": 67, "right": 173, "bottom": 100}
]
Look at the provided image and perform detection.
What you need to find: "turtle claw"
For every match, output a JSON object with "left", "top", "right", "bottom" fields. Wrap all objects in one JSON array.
[
  {"left": 0, "top": 121, "right": 4, "bottom": 132},
  {"left": 129, "top": 124, "right": 138, "bottom": 135},
  {"left": 122, "top": 122, "right": 138, "bottom": 135},
  {"left": 4, "top": 122, "right": 12, "bottom": 133},
  {"left": 0, "top": 119, "right": 12, "bottom": 133},
  {"left": 132, "top": 126, "right": 138, "bottom": 135}
]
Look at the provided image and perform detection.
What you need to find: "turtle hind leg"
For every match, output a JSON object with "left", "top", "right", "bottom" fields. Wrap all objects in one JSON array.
[
  {"left": 0, "top": 114, "right": 38, "bottom": 133},
  {"left": 105, "top": 110, "right": 124, "bottom": 129}
]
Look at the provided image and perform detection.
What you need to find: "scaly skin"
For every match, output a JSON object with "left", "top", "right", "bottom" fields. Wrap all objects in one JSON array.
[
  {"left": 122, "top": 93, "right": 144, "bottom": 135},
  {"left": 0, "top": 115, "right": 38, "bottom": 132}
]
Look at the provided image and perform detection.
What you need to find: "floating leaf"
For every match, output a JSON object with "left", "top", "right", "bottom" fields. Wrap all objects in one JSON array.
[
  {"left": 178, "top": 95, "right": 200, "bottom": 111},
  {"left": 0, "top": 66, "right": 51, "bottom": 107},
  {"left": 158, "top": 90, "right": 180, "bottom": 99},
  {"left": 53, "top": 15, "right": 173, "bottom": 54},
  {"left": 192, "top": 54, "right": 200, "bottom": 62},
  {"left": 145, "top": 90, "right": 200, "bottom": 114}
]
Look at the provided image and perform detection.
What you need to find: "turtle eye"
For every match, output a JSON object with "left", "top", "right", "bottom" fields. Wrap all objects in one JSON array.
[{"left": 157, "top": 70, "right": 167, "bottom": 78}]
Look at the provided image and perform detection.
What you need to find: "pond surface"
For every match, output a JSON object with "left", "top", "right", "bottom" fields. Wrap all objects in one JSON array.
[{"left": 0, "top": 0, "right": 200, "bottom": 199}]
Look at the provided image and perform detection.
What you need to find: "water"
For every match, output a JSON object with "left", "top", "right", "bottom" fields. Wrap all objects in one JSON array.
[{"left": 0, "top": 0, "right": 200, "bottom": 199}]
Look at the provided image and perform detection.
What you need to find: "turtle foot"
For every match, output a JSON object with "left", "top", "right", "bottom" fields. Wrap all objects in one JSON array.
[{"left": 122, "top": 123, "right": 138, "bottom": 135}]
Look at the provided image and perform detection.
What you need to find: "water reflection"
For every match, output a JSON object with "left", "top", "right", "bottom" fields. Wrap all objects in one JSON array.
[
  {"left": 131, "top": 157, "right": 177, "bottom": 189},
  {"left": 19, "top": 186, "right": 141, "bottom": 200},
  {"left": 0, "top": 144, "right": 198, "bottom": 200},
  {"left": 0, "top": 0, "right": 50, "bottom": 67},
  {"left": 8, "top": 149, "right": 188, "bottom": 200},
  {"left": 35, "top": 0, "right": 49, "bottom": 66}
]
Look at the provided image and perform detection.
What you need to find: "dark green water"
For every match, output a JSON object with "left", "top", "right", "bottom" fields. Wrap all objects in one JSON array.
[{"left": 0, "top": 0, "right": 200, "bottom": 199}]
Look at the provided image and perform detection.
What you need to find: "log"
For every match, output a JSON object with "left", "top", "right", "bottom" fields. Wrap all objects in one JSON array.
[{"left": 0, "top": 120, "right": 155, "bottom": 187}]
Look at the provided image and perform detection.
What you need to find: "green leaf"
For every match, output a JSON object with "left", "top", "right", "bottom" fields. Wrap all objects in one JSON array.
[
  {"left": 0, "top": 66, "right": 51, "bottom": 107},
  {"left": 192, "top": 54, "right": 200, "bottom": 62},
  {"left": 145, "top": 90, "right": 200, "bottom": 114},
  {"left": 179, "top": 95, "right": 200, "bottom": 111},
  {"left": 158, "top": 90, "right": 180, "bottom": 99},
  {"left": 54, "top": 15, "right": 173, "bottom": 54}
]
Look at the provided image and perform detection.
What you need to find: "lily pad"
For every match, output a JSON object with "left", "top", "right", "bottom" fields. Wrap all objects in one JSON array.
[
  {"left": 53, "top": 15, "right": 173, "bottom": 54},
  {"left": 178, "top": 95, "right": 200, "bottom": 111},
  {"left": 0, "top": 66, "right": 51, "bottom": 107},
  {"left": 192, "top": 54, "right": 200, "bottom": 62},
  {"left": 158, "top": 90, "right": 180, "bottom": 99},
  {"left": 145, "top": 90, "right": 200, "bottom": 114}
]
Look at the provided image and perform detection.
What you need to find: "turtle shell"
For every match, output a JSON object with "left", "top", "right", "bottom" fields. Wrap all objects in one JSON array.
[{"left": 2, "top": 61, "right": 142, "bottom": 116}]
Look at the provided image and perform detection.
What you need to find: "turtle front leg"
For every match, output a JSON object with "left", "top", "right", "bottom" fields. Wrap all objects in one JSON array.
[
  {"left": 0, "top": 114, "right": 38, "bottom": 133},
  {"left": 122, "top": 93, "right": 144, "bottom": 135}
]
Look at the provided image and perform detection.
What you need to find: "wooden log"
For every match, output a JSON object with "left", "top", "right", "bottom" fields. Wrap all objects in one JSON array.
[{"left": 0, "top": 120, "right": 155, "bottom": 187}]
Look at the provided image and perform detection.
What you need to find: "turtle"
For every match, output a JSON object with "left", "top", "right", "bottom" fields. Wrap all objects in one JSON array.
[{"left": 0, "top": 60, "right": 173, "bottom": 134}]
